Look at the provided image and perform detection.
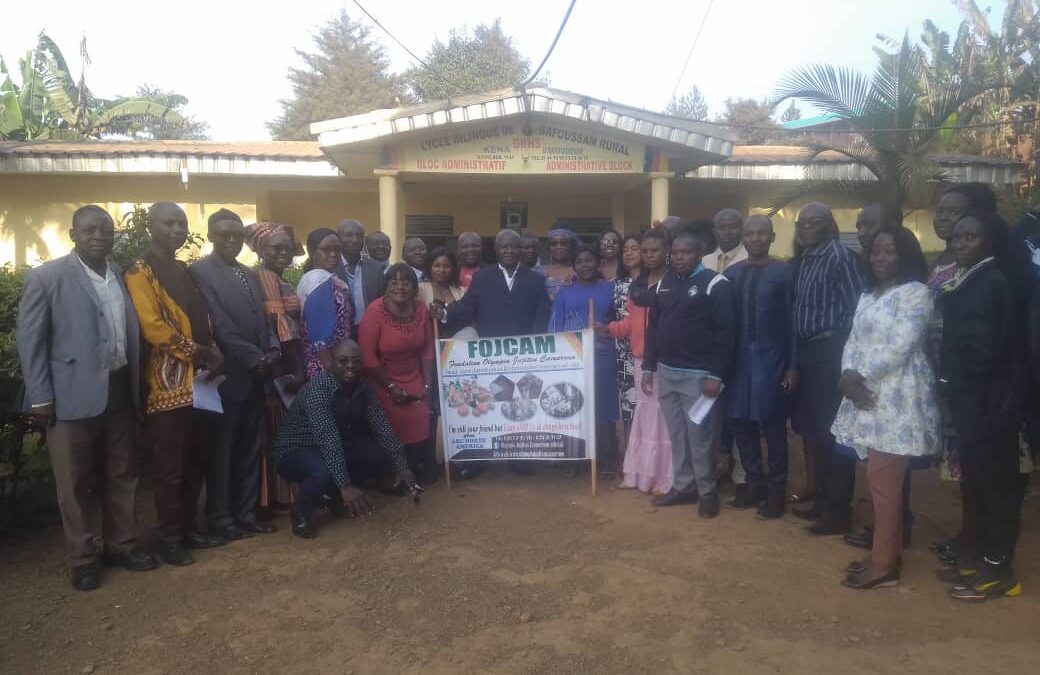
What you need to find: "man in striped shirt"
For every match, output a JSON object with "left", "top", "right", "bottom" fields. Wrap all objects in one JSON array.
[{"left": 789, "top": 202, "right": 865, "bottom": 536}]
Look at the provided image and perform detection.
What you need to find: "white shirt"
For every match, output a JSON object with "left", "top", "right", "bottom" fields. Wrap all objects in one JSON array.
[
  {"left": 702, "top": 244, "right": 748, "bottom": 273},
  {"left": 76, "top": 254, "right": 128, "bottom": 371},
  {"left": 499, "top": 263, "right": 519, "bottom": 291}
]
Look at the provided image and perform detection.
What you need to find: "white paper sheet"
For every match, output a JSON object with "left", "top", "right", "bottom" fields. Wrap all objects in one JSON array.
[
  {"left": 192, "top": 371, "right": 226, "bottom": 413},
  {"left": 273, "top": 374, "right": 298, "bottom": 410},
  {"left": 687, "top": 383, "right": 724, "bottom": 425}
]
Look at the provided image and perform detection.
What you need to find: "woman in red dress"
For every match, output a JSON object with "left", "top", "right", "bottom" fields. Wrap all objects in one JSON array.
[{"left": 359, "top": 263, "right": 436, "bottom": 480}]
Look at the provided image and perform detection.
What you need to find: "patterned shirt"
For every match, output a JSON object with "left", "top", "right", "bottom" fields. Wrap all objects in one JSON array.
[
  {"left": 792, "top": 238, "right": 865, "bottom": 340},
  {"left": 272, "top": 371, "right": 408, "bottom": 486}
]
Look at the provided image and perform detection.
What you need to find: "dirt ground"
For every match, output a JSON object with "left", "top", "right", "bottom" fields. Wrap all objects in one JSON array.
[{"left": 1, "top": 456, "right": 1038, "bottom": 675}]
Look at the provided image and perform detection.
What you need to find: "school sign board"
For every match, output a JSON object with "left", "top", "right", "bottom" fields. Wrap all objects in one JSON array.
[{"left": 436, "top": 331, "right": 597, "bottom": 462}]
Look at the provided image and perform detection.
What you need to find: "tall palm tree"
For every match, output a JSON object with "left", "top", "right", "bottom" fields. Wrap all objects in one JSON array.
[
  {"left": 0, "top": 32, "right": 187, "bottom": 140},
  {"left": 771, "top": 33, "right": 996, "bottom": 210}
]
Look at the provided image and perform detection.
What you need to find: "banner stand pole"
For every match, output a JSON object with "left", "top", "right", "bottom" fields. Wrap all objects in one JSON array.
[
  {"left": 433, "top": 315, "right": 452, "bottom": 491},
  {"left": 589, "top": 299, "right": 598, "bottom": 498}
]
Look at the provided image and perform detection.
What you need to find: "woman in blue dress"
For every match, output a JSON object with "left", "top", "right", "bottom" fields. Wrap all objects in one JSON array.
[{"left": 549, "top": 245, "right": 619, "bottom": 473}]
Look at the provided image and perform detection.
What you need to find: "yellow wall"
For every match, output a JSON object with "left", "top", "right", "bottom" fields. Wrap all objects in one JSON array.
[{"left": 0, "top": 172, "right": 948, "bottom": 268}]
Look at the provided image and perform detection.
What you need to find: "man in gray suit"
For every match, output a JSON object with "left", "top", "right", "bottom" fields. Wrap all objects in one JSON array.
[
  {"left": 190, "top": 209, "right": 279, "bottom": 540},
  {"left": 336, "top": 218, "right": 387, "bottom": 325},
  {"left": 17, "top": 205, "right": 158, "bottom": 591}
]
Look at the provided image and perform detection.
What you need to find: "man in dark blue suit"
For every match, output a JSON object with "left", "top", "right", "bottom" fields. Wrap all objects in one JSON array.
[
  {"left": 430, "top": 228, "right": 550, "bottom": 478},
  {"left": 431, "top": 229, "right": 550, "bottom": 337}
]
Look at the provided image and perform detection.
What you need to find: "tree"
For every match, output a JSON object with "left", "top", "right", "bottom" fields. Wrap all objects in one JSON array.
[
  {"left": 130, "top": 85, "right": 209, "bottom": 140},
  {"left": 772, "top": 33, "right": 996, "bottom": 210},
  {"left": 780, "top": 100, "right": 802, "bottom": 123},
  {"left": 406, "top": 20, "right": 532, "bottom": 102},
  {"left": 718, "top": 97, "right": 778, "bottom": 144},
  {"left": 665, "top": 85, "right": 708, "bottom": 121},
  {"left": 0, "top": 33, "right": 189, "bottom": 140},
  {"left": 268, "top": 9, "right": 407, "bottom": 140}
]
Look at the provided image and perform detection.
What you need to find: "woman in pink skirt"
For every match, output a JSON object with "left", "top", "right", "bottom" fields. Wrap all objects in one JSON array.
[{"left": 602, "top": 228, "right": 673, "bottom": 494}]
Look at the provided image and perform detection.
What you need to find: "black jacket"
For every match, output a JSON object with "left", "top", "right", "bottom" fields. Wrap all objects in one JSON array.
[
  {"left": 643, "top": 267, "right": 735, "bottom": 380},
  {"left": 445, "top": 265, "right": 551, "bottom": 337},
  {"left": 941, "top": 258, "right": 1025, "bottom": 441}
]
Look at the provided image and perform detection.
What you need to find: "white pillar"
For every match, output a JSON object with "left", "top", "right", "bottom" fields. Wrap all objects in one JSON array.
[
  {"left": 375, "top": 170, "right": 405, "bottom": 262},
  {"left": 611, "top": 192, "right": 626, "bottom": 234},
  {"left": 649, "top": 172, "right": 673, "bottom": 223}
]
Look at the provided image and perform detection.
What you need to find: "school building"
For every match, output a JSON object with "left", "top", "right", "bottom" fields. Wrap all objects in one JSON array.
[{"left": 0, "top": 87, "right": 1027, "bottom": 266}]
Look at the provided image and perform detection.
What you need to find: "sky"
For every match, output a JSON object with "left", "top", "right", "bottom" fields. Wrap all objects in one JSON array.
[{"left": 1, "top": 0, "right": 989, "bottom": 140}]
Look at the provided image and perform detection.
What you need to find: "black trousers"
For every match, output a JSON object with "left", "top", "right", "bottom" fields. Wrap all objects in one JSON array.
[
  {"left": 207, "top": 380, "right": 265, "bottom": 529},
  {"left": 959, "top": 431, "right": 1027, "bottom": 562},
  {"left": 731, "top": 418, "right": 788, "bottom": 499},
  {"left": 793, "top": 334, "right": 854, "bottom": 517},
  {"left": 277, "top": 436, "right": 387, "bottom": 517}
]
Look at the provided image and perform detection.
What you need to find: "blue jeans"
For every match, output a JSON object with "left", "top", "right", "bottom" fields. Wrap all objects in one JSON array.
[
  {"left": 731, "top": 418, "right": 788, "bottom": 499},
  {"left": 276, "top": 436, "right": 386, "bottom": 517}
]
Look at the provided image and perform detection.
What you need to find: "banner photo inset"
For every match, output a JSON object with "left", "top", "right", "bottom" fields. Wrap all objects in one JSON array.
[{"left": 436, "top": 331, "right": 597, "bottom": 462}]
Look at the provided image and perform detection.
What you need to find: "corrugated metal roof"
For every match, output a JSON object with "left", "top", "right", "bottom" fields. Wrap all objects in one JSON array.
[
  {"left": 0, "top": 140, "right": 324, "bottom": 159},
  {"left": 312, "top": 87, "right": 737, "bottom": 160},
  {"left": 688, "top": 145, "right": 1026, "bottom": 185}
]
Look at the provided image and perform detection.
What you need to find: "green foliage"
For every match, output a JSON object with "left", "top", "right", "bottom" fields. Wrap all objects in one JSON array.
[
  {"left": 281, "top": 263, "right": 305, "bottom": 288},
  {"left": 110, "top": 205, "right": 204, "bottom": 270},
  {"left": 665, "top": 85, "right": 709, "bottom": 121},
  {"left": 406, "top": 20, "right": 533, "bottom": 102},
  {"left": 0, "top": 265, "right": 26, "bottom": 394},
  {"left": 130, "top": 85, "right": 209, "bottom": 140},
  {"left": 268, "top": 9, "right": 408, "bottom": 140},
  {"left": 718, "top": 98, "right": 779, "bottom": 144},
  {"left": 772, "top": 33, "right": 997, "bottom": 210},
  {"left": 0, "top": 32, "right": 197, "bottom": 140}
]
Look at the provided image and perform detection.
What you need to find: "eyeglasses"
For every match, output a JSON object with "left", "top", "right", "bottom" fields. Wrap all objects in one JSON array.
[{"left": 794, "top": 217, "right": 832, "bottom": 228}]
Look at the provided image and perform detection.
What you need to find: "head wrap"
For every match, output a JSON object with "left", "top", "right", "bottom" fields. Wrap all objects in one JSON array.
[
  {"left": 306, "top": 227, "right": 339, "bottom": 256},
  {"left": 245, "top": 221, "right": 303, "bottom": 256}
]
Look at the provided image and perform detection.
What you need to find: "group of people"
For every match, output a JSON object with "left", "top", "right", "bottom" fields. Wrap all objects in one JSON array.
[{"left": 16, "top": 188, "right": 1038, "bottom": 604}]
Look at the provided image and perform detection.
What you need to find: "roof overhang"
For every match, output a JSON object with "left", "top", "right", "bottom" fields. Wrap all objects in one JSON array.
[
  {"left": 687, "top": 146, "right": 1026, "bottom": 186},
  {"left": 312, "top": 87, "right": 737, "bottom": 174},
  {"left": 0, "top": 141, "right": 342, "bottom": 177}
]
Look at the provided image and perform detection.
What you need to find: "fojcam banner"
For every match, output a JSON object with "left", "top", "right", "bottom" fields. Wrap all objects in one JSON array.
[{"left": 436, "top": 331, "right": 597, "bottom": 462}]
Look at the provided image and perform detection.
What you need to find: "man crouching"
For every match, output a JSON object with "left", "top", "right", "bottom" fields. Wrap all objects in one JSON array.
[{"left": 273, "top": 338, "right": 420, "bottom": 538}]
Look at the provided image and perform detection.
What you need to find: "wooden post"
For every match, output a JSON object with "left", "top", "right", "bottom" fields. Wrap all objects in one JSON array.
[
  {"left": 433, "top": 316, "right": 451, "bottom": 491},
  {"left": 589, "top": 299, "right": 598, "bottom": 498}
]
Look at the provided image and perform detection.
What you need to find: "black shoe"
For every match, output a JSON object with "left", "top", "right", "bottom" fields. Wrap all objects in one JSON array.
[
  {"left": 807, "top": 515, "right": 851, "bottom": 536},
  {"left": 792, "top": 505, "right": 822, "bottom": 522},
  {"left": 456, "top": 465, "right": 485, "bottom": 480},
  {"left": 936, "top": 560, "right": 979, "bottom": 584},
  {"left": 949, "top": 558, "right": 1022, "bottom": 601},
  {"left": 71, "top": 562, "right": 100, "bottom": 591},
  {"left": 238, "top": 521, "right": 276, "bottom": 535},
  {"left": 157, "top": 540, "right": 194, "bottom": 566},
  {"left": 843, "top": 527, "right": 873, "bottom": 550},
  {"left": 182, "top": 531, "right": 228, "bottom": 550},
  {"left": 215, "top": 524, "right": 250, "bottom": 540},
  {"left": 291, "top": 512, "right": 319, "bottom": 539},
  {"left": 320, "top": 493, "right": 346, "bottom": 519},
  {"left": 756, "top": 496, "right": 785, "bottom": 520},
  {"left": 841, "top": 568, "right": 900, "bottom": 590},
  {"left": 103, "top": 547, "right": 158, "bottom": 571},
  {"left": 727, "top": 485, "right": 767, "bottom": 510},
  {"left": 653, "top": 488, "right": 699, "bottom": 507},
  {"left": 698, "top": 493, "right": 720, "bottom": 519}
]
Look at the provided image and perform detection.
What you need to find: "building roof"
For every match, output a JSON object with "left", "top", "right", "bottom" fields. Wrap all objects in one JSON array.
[
  {"left": 689, "top": 145, "right": 1026, "bottom": 185},
  {"left": 311, "top": 86, "right": 737, "bottom": 170},
  {"left": 0, "top": 140, "right": 338, "bottom": 177},
  {"left": 780, "top": 113, "right": 847, "bottom": 130}
]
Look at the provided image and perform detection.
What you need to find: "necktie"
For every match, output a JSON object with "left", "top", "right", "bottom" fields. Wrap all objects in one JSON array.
[
  {"left": 231, "top": 264, "right": 257, "bottom": 307},
  {"left": 717, "top": 253, "right": 727, "bottom": 272}
]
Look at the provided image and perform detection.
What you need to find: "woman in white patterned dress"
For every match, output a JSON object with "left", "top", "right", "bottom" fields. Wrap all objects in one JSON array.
[{"left": 832, "top": 226, "right": 940, "bottom": 590}]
